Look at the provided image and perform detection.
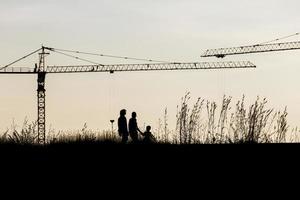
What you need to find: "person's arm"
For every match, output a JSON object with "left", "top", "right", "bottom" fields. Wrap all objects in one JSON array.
[
  {"left": 135, "top": 120, "right": 142, "bottom": 134},
  {"left": 124, "top": 119, "right": 128, "bottom": 134},
  {"left": 137, "top": 127, "right": 143, "bottom": 134},
  {"left": 117, "top": 118, "right": 120, "bottom": 132}
]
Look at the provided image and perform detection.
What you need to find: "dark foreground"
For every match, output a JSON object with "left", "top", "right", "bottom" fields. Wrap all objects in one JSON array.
[
  {"left": 0, "top": 142, "right": 298, "bottom": 194},
  {"left": 0, "top": 142, "right": 298, "bottom": 167}
]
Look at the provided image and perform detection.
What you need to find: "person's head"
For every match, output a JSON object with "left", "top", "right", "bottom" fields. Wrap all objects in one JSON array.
[
  {"left": 132, "top": 112, "right": 137, "bottom": 118},
  {"left": 146, "top": 126, "right": 151, "bottom": 132},
  {"left": 120, "top": 109, "right": 126, "bottom": 116}
]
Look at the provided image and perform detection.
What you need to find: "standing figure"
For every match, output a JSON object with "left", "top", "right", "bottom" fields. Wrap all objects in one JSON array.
[
  {"left": 128, "top": 112, "right": 142, "bottom": 143},
  {"left": 118, "top": 109, "right": 128, "bottom": 143}
]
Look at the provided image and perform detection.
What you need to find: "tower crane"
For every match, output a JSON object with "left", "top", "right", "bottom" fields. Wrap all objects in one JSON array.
[
  {"left": 201, "top": 33, "right": 300, "bottom": 58},
  {"left": 0, "top": 46, "right": 256, "bottom": 144}
]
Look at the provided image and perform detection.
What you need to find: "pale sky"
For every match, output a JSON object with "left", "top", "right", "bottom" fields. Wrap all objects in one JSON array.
[{"left": 0, "top": 0, "right": 299, "bottom": 132}]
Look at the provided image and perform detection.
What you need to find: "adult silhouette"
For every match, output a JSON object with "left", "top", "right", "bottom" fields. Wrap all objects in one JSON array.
[
  {"left": 118, "top": 109, "right": 128, "bottom": 143},
  {"left": 129, "top": 112, "right": 142, "bottom": 143}
]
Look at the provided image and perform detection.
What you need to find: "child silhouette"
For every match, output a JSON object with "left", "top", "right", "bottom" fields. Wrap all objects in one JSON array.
[{"left": 141, "top": 126, "right": 156, "bottom": 144}]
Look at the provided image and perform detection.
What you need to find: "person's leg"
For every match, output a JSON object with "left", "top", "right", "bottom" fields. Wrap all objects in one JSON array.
[
  {"left": 144, "top": 137, "right": 150, "bottom": 144},
  {"left": 132, "top": 133, "right": 139, "bottom": 143},
  {"left": 129, "top": 132, "right": 134, "bottom": 143},
  {"left": 122, "top": 134, "right": 128, "bottom": 144}
]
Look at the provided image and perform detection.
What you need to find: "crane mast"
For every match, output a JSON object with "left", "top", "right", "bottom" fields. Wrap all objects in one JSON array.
[{"left": 37, "top": 47, "right": 49, "bottom": 144}]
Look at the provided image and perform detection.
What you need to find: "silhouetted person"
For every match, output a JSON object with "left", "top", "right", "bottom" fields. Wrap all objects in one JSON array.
[
  {"left": 34, "top": 63, "right": 38, "bottom": 73},
  {"left": 141, "top": 126, "right": 156, "bottom": 144},
  {"left": 129, "top": 112, "right": 142, "bottom": 143},
  {"left": 118, "top": 109, "right": 128, "bottom": 143}
]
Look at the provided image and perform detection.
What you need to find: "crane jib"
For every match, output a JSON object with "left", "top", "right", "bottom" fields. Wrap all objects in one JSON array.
[
  {"left": 45, "top": 62, "right": 256, "bottom": 73},
  {"left": 0, "top": 62, "right": 256, "bottom": 74},
  {"left": 201, "top": 41, "right": 300, "bottom": 57}
]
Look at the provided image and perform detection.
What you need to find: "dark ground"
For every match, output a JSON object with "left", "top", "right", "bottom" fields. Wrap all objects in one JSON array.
[
  {"left": 0, "top": 142, "right": 298, "bottom": 167},
  {"left": 0, "top": 142, "right": 298, "bottom": 196}
]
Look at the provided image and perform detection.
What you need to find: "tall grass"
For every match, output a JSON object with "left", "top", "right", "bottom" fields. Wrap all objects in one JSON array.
[
  {"left": 168, "top": 93, "right": 294, "bottom": 144},
  {"left": 46, "top": 123, "right": 119, "bottom": 144},
  {"left": 0, "top": 118, "right": 38, "bottom": 144},
  {"left": 0, "top": 121, "right": 118, "bottom": 145},
  {"left": 0, "top": 94, "right": 299, "bottom": 145},
  {"left": 155, "top": 108, "right": 172, "bottom": 143}
]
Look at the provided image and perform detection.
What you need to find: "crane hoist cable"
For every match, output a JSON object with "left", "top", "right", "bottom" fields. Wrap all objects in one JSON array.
[
  {"left": 257, "top": 32, "right": 299, "bottom": 45},
  {"left": 46, "top": 47, "right": 171, "bottom": 63},
  {"left": 0, "top": 48, "right": 42, "bottom": 70},
  {"left": 49, "top": 48, "right": 104, "bottom": 66},
  {"left": 108, "top": 71, "right": 116, "bottom": 125}
]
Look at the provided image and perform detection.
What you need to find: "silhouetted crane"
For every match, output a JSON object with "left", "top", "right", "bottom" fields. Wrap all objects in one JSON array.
[
  {"left": 0, "top": 46, "right": 256, "bottom": 144},
  {"left": 201, "top": 33, "right": 300, "bottom": 58}
]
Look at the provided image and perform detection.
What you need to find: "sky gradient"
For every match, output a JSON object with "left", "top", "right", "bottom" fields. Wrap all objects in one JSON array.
[{"left": 0, "top": 0, "right": 299, "bottom": 131}]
